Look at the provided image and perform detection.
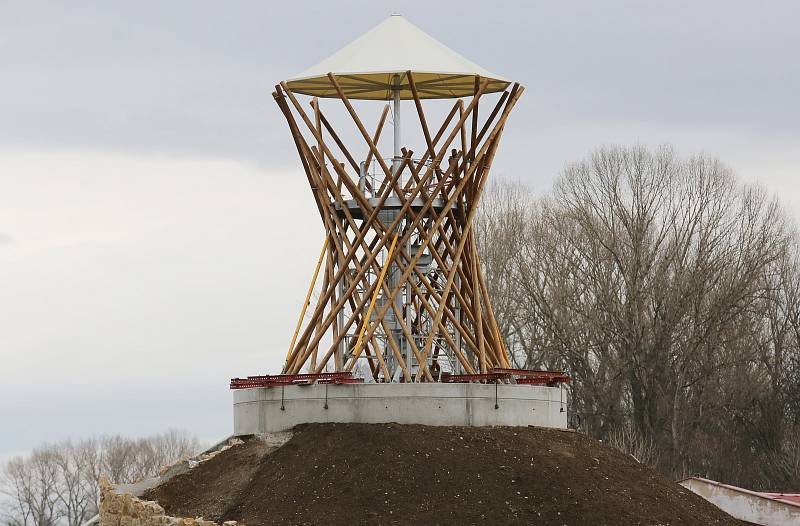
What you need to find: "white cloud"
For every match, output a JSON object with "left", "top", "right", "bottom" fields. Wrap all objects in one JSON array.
[{"left": 0, "top": 151, "right": 324, "bottom": 453}]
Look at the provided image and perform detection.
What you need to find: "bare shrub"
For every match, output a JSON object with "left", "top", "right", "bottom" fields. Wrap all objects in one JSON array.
[{"left": 607, "top": 425, "right": 659, "bottom": 466}]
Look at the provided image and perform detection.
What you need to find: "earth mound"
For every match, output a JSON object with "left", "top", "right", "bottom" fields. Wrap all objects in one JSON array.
[{"left": 144, "top": 423, "right": 740, "bottom": 525}]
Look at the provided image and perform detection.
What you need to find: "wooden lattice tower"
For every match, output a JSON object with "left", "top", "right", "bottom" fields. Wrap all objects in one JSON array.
[{"left": 276, "top": 15, "right": 523, "bottom": 382}]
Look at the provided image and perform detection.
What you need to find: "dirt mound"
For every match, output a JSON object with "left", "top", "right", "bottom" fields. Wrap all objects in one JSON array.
[{"left": 144, "top": 423, "right": 740, "bottom": 525}]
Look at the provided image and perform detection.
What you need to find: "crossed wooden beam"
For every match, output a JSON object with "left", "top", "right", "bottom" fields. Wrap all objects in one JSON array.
[{"left": 274, "top": 72, "right": 523, "bottom": 382}]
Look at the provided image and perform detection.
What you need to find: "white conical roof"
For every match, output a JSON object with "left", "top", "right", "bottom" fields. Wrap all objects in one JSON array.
[{"left": 284, "top": 15, "right": 510, "bottom": 100}]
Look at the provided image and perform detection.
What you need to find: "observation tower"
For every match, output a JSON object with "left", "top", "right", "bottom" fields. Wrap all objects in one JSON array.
[{"left": 231, "top": 15, "right": 568, "bottom": 432}]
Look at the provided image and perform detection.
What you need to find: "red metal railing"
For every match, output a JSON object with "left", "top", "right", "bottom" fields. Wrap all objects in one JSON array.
[
  {"left": 492, "top": 368, "right": 571, "bottom": 386},
  {"left": 441, "top": 372, "right": 510, "bottom": 383},
  {"left": 230, "top": 369, "right": 569, "bottom": 388},
  {"left": 230, "top": 372, "right": 361, "bottom": 389},
  {"left": 438, "top": 368, "right": 570, "bottom": 385}
]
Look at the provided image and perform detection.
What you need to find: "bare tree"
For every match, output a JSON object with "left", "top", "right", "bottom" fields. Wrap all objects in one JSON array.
[
  {"left": 474, "top": 180, "right": 538, "bottom": 366},
  {"left": 607, "top": 424, "right": 659, "bottom": 466},
  {"left": 477, "top": 145, "right": 800, "bottom": 488},
  {"left": 52, "top": 444, "right": 93, "bottom": 526},
  {"left": 1, "top": 450, "right": 60, "bottom": 526},
  {"left": 1, "top": 430, "right": 202, "bottom": 526}
]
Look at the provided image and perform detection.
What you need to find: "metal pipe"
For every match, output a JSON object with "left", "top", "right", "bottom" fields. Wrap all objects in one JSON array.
[
  {"left": 391, "top": 74, "right": 405, "bottom": 377},
  {"left": 393, "top": 75, "right": 401, "bottom": 167}
]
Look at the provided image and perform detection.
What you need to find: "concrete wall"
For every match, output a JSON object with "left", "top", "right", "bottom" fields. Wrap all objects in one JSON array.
[
  {"left": 233, "top": 383, "right": 567, "bottom": 434},
  {"left": 680, "top": 478, "right": 800, "bottom": 526}
]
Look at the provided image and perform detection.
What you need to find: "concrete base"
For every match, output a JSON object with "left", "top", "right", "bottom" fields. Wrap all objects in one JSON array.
[{"left": 233, "top": 383, "right": 567, "bottom": 434}]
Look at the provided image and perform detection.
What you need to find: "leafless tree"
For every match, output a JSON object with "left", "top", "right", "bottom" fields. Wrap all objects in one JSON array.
[
  {"left": 1, "top": 430, "right": 201, "bottom": 526},
  {"left": 477, "top": 145, "right": 800, "bottom": 489},
  {"left": 51, "top": 444, "right": 92, "bottom": 526},
  {"left": 607, "top": 424, "right": 659, "bottom": 466},
  {"left": 1, "top": 450, "right": 60, "bottom": 526}
]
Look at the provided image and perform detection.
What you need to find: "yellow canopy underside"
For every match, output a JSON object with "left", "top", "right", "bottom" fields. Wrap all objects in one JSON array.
[{"left": 284, "top": 72, "right": 510, "bottom": 100}]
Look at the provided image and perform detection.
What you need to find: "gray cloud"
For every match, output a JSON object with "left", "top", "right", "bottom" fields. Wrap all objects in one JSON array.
[
  {"left": 1, "top": 0, "right": 798, "bottom": 459},
  {"left": 1, "top": 1, "right": 798, "bottom": 170}
]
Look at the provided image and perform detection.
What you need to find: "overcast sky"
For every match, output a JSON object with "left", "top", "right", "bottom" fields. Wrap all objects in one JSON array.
[{"left": 1, "top": 1, "right": 798, "bottom": 460}]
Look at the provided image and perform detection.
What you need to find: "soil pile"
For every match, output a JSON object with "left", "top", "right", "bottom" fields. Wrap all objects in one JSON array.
[{"left": 144, "top": 423, "right": 741, "bottom": 525}]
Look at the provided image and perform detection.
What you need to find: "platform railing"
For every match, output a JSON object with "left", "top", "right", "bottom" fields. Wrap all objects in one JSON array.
[
  {"left": 230, "top": 368, "right": 570, "bottom": 388},
  {"left": 358, "top": 157, "right": 445, "bottom": 200}
]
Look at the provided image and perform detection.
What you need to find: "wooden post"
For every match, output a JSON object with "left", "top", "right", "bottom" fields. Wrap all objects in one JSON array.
[{"left": 275, "top": 77, "right": 524, "bottom": 381}]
